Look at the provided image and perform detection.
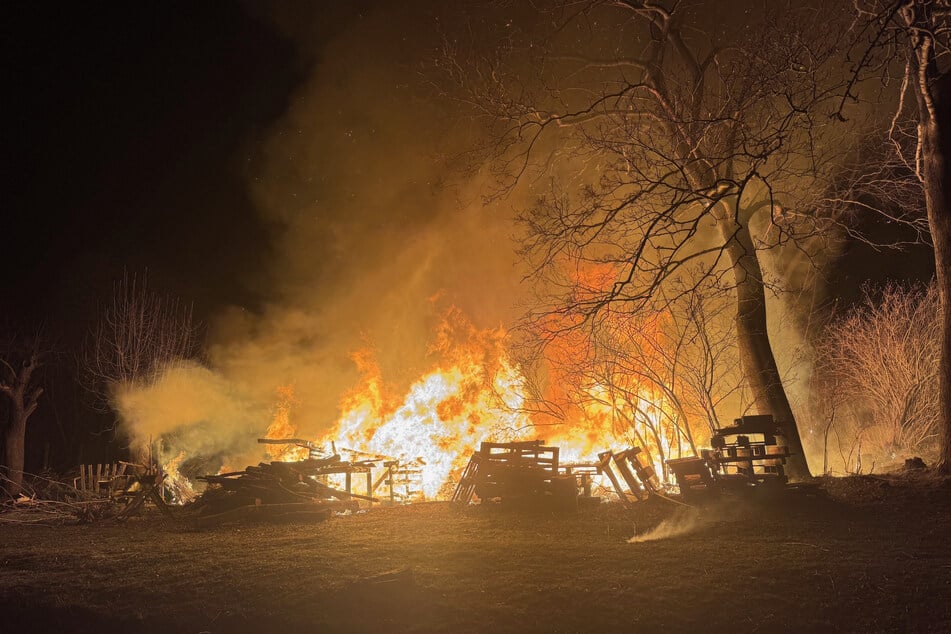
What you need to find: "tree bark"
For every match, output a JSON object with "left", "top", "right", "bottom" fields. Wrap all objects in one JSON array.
[
  {"left": 903, "top": 0, "right": 951, "bottom": 472},
  {"left": 3, "top": 408, "right": 27, "bottom": 496},
  {"left": 726, "top": 222, "right": 811, "bottom": 480},
  {"left": 918, "top": 73, "right": 951, "bottom": 472},
  {"left": 1, "top": 352, "right": 43, "bottom": 497}
]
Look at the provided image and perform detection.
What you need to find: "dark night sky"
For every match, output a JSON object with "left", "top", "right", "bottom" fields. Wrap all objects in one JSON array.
[{"left": 3, "top": 2, "right": 371, "bottom": 336}]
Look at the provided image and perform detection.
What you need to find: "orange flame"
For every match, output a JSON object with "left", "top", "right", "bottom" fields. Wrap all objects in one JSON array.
[
  {"left": 264, "top": 385, "right": 309, "bottom": 462},
  {"left": 161, "top": 273, "right": 696, "bottom": 501},
  {"left": 321, "top": 307, "right": 533, "bottom": 498}
]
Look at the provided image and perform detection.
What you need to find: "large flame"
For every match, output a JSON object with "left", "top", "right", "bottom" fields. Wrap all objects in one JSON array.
[
  {"left": 263, "top": 385, "right": 310, "bottom": 462},
  {"left": 159, "top": 294, "right": 696, "bottom": 502},
  {"left": 321, "top": 307, "right": 533, "bottom": 498}
]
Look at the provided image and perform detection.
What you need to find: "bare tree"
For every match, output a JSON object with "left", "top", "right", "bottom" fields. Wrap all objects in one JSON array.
[
  {"left": 81, "top": 271, "right": 202, "bottom": 414},
  {"left": 516, "top": 273, "right": 742, "bottom": 480},
  {"left": 814, "top": 283, "right": 941, "bottom": 469},
  {"left": 845, "top": 0, "right": 951, "bottom": 470},
  {"left": 1, "top": 335, "right": 46, "bottom": 496},
  {"left": 437, "top": 1, "right": 876, "bottom": 478}
]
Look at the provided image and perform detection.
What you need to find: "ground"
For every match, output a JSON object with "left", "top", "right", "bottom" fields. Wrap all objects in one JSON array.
[{"left": 1, "top": 475, "right": 950, "bottom": 633}]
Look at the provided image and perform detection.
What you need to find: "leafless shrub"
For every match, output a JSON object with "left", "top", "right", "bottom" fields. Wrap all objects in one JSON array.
[
  {"left": 813, "top": 282, "right": 941, "bottom": 471},
  {"left": 514, "top": 274, "right": 742, "bottom": 479},
  {"left": 80, "top": 271, "right": 202, "bottom": 413}
]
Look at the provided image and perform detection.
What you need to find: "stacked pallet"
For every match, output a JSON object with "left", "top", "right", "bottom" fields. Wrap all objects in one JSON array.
[{"left": 452, "top": 440, "right": 578, "bottom": 509}]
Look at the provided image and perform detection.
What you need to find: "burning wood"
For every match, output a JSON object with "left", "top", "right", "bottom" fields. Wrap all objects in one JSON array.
[
  {"left": 187, "top": 454, "right": 375, "bottom": 526},
  {"left": 451, "top": 440, "right": 668, "bottom": 510},
  {"left": 596, "top": 448, "right": 660, "bottom": 507}
]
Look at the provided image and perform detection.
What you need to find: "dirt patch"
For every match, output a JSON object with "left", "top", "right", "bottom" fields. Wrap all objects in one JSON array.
[{"left": 2, "top": 479, "right": 951, "bottom": 633}]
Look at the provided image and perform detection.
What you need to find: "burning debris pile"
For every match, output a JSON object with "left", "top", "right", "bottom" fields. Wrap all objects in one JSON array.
[
  {"left": 450, "top": 418, "right": 794, "bottom": 511},
  {"left": 189, "top": 458, "right": 364, "bottom": 527},
  {"left": 178, "top": 438, "right": 429, "bottom": 527},
  {"left": 125, "top": 303, "right": 791, "bottom": 514}
]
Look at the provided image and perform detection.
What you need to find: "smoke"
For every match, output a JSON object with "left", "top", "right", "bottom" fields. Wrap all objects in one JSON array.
[
  {"left": 113, "top": 2, "right": 532, "bottom": 464},
  {"left": 113, "top": 361, "right": 267, "bottom": 468},
  {"left": 627, "top": 508, "right": 706, "bottom": 543},
  {"left": 110, "top": 1, "right": 882, "bottom": 476}
]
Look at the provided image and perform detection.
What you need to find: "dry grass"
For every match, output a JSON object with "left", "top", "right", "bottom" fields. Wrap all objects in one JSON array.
[{"left": 2, "top": 477, "right": 950, "bottom": 633}]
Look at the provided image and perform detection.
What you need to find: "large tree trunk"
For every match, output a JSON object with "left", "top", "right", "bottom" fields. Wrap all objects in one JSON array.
[
  {"left": 726, "top": 223, "right": 812, "bottom": 480},
  {"left": 918, "top": 72, "right": 951, "bottom": 472},
  {"left": 903, "top": 0, "right": 951, "bottom": 472}
]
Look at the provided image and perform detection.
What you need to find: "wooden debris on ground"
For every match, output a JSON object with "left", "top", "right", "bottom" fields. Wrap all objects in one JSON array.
[
  {"left": 73, "top": 462, "right": 134, "bottom": 497},
  {"left": 187, "top": 450, "right": 383, "bottom": 527},
  {"left": 597, "top": 447, "right": 662, "bottom": 508},
  {"left": 0, "top": 467, "right": 169, "bottom": 525}
]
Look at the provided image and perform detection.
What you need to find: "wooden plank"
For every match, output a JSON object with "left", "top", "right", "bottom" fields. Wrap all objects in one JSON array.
[
  {"left": 613, "top": 452, "right": 647, "bottom": 500},
  {"left": 597, "top": 452, "right": 633, "bottom": 508},
  {"left": 480, "top": 440, "right": 546, "bottom": 452},
  {"left": 451, "top": 454, "right": 482, "bottom": 503}
]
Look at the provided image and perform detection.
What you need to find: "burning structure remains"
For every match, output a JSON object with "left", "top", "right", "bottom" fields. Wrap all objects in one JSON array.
[
  {"left": 119, "top": 298, "right": 803, "bottom": 517},
  {"left": 178, "top": 416, "right": 792, "bottom": 524}
]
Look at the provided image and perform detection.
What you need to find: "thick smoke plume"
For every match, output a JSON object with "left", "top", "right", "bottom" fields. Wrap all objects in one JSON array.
[
  {"left": 113, "top": 1, "right": 848, "bottom": 475},
  {"left": 114, "top": 2, "right": 531, "bottom": 466}
]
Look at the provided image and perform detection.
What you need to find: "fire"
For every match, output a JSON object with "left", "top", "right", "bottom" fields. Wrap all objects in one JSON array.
[
  {"left": 162, "top": 450, "right": 197, "bottom": 504},
  {"left": 263, "top": 385, "right": 309, "bottom": 462},
  {"left": 322, "top": 307, "right": 533, "bottom": 498},
  {"left": 158, "top": 295, "right": 696, "bottom": 503},
  {"left": 312, "top": 303, "right": 691, "bottom": 499}
]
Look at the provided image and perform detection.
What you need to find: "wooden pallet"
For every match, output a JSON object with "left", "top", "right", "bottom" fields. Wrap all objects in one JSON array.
[
  {"left": 597, "top": 448, "right": 658, "bottom": 507},
  {"left": 452, "top": 440, "right": 575, "bottom": 507},
  {"left": 451, "top": 453, "right": 483, "bottom": 503}
]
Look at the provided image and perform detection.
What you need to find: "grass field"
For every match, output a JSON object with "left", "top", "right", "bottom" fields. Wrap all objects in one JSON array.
[{"left": 1, "top": 475, "right": 950, "bottom": 633}]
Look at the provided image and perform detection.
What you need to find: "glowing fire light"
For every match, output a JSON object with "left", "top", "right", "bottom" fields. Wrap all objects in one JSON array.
[
  {"left": 162, "top": 450, "right": 197, "bottom": 504},
  {"left": 263, "top": 385, "right": 309, "bottom": 462},
  {"left": 159, "top": 301, "right": 695, "bottom": 503},
  {"left": 321, "top": 308, "right": 534, "bottom": 498}
]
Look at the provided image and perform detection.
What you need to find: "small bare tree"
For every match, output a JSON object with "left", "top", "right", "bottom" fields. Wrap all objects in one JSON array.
[
  {"left": 81, "top": 271, "right": 202, "bottom": 415},
  {"left": 1, "top": 335, "right": 46, "bottom": 496},
  {"left": 517, "top": 272, "right": 742, "bottom": 480},
  {"left": 813, "top": 282, "right": 941, "bottom": 469}
]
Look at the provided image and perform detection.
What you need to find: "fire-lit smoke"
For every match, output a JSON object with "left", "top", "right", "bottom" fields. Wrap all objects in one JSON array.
[
  {"left": 113, "top": 361, "right": 269, "bottom": 470},
  {"left": 112, "top": 2, "right": 538, "bottom": 488},
  {"left": 111, "top": 1, "right": 831, "bottom": 494}
]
